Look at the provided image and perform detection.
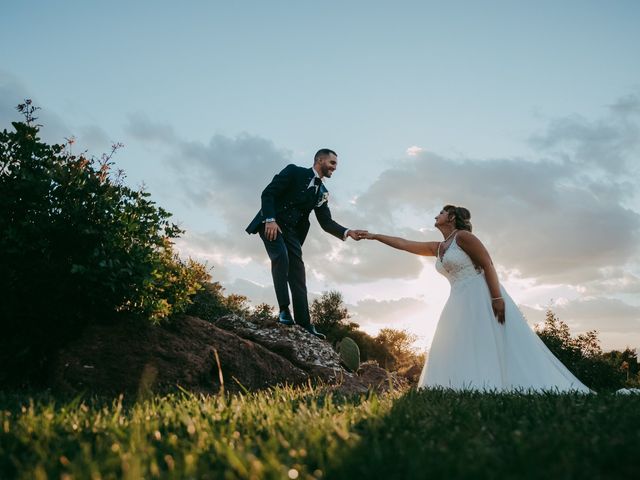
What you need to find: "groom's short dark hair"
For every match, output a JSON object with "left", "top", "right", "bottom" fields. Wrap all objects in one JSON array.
[{"left": 314, "top": 148, "right": 337, "bottom": 163}]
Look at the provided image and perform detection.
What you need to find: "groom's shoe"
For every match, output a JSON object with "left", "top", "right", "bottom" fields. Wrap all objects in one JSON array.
[
  {"left": 301, "top": 324, "right": 326, "bottom": 340},
  {"left": 278, "top": 309, "right": 295, "bottom": 326}
]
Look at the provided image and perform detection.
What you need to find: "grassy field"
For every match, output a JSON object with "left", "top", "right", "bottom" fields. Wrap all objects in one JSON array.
[{"left": 1, "top": 386, "right": 639, "bottom": 479}]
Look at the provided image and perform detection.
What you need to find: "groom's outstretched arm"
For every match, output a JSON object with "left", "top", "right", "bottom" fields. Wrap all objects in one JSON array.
[
  {"left": 260, "top": 164, "right": 296, "bottom": 220},
  {"left": 314, "top": 203, "right": 348, "bottom": 240}
]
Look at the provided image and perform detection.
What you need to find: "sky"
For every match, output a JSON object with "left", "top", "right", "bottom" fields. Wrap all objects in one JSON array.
[{"left": 2, "top": 1, "right": 640, "bottom": 352}]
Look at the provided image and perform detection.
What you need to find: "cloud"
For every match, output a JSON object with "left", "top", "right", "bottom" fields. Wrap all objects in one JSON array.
[
  {"left": 125, "top": 112, "right": 293, "bottom": 229},
  {"left": 125, "top": 112, "right": 178, "bottom": 145},
  {"left": 609, "top": 93, "right": 640, "bottom": 117},
  {"left": 530, "top": 92, "right": 640, "bottom": 174},
  {"left": 172, "top": 229, "right": 269, "bottom": 285},
  {"left": 350, "top": 297, "right": 428, "bottom": 326},
  {"left": 578, "top": 269, "right": 640, "bottom": 296},
  {"left": 350, "top": 94, "right": 640, "bottom": 285},
  {"left": 559, "top": 298, "right": 640, "bottom": 334},
  {"left": 406, "top": 145, "right": 424, "bottom": 156}
]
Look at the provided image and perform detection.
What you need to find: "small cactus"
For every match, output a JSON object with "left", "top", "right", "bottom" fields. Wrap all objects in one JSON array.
[{"left": 338, "top": 337, "right": 360, "bottom": 372}]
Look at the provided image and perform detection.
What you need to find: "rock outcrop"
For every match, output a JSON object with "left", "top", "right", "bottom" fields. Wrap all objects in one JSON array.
[{"left": 212, "top": 314, "right": 346, "bottom": 381}]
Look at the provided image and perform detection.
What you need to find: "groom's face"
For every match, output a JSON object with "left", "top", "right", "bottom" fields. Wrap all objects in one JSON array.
[{"left": 316, "top": 153, "right": 338, "bottom": 178}]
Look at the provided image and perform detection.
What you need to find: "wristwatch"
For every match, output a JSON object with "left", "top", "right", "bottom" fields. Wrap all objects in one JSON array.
[{"left": 264, "top": 217, "right": 276, "bottom": 223}]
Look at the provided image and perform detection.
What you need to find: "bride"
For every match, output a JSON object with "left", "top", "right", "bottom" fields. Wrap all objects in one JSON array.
[{"left": 361, "top": 205, "right": 591, "bottom": 393}]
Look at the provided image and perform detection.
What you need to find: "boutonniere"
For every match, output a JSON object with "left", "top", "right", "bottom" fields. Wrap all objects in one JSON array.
[{"left": 316, "top": 191, "right": 329, "bottom": 207}]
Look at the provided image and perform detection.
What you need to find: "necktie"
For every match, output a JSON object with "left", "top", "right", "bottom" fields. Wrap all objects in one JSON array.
[{"left": 314, "top": 177, "right": 322, "bottom": 192}]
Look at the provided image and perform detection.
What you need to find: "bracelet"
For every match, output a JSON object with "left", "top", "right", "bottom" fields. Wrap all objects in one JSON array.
[{"left": 491, "top": 296, "right": 503, "bottom": 300}]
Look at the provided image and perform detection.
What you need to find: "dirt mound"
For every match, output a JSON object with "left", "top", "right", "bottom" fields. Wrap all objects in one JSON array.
[{"left": 50, "top": 315, "right": 308, "bottom": 395}]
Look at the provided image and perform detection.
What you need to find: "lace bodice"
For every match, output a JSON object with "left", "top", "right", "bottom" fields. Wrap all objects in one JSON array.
[{"left": 435, "top": 235, "right": 483, "bottom": 286}]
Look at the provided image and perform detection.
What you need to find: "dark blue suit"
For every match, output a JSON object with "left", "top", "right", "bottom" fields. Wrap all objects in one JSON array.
[{"left": 246, "top": 164, "right": 347, "bottom": 326}]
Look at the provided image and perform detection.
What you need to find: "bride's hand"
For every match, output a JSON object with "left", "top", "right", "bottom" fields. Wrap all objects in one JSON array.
[
  {"left": 492, "top": 298, "right": 505, "bottom": 324},
  {"left": 359, "top": 232, "right": 376, "bottom": 240},
  {"left": 349, "top": 230, "right": 369, "bottom": 241}
]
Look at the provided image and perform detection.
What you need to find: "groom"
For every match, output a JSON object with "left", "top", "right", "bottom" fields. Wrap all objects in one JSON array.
[{"left": 246, "top": 149, "right": 365, "bottom": 339}]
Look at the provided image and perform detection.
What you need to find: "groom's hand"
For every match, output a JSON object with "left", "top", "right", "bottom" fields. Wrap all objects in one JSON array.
[
  {"left": 264, "top": 221, "right": 282, "bottom": 241},
  {"left": 348, "top": 229, "right": 368, "bottom": 241}
]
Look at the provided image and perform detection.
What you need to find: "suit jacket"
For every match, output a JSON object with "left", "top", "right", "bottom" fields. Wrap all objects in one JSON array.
[{"left": 246, "top": 164, "right": 347, "bottom": 245}]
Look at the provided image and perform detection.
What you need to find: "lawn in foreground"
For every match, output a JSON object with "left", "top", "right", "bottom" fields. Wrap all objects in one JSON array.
[{"left": 1, "top": 387, "right": 638, "bottom": 479}]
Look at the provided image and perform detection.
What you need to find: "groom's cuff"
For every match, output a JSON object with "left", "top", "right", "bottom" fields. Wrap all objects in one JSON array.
[{"left": 343, "top": 229, "right": 350, "bottom": 241}]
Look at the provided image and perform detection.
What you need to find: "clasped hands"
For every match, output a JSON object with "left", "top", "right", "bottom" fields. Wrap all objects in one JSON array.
[
  {"left": 347, "top": 229, "right": 371, "bottom": 241},
  {"left": 349, "top": 230, "right": 376, "bottom": 241},
  {"left": 264, "top": 222, "right": 374, "bottom": 242}
]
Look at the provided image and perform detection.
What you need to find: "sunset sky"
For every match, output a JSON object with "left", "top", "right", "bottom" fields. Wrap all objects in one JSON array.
[{"left": 2, "top": 1, "right": 640, "bottom": 352}]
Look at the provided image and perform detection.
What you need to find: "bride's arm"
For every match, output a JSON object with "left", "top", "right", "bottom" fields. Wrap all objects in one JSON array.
[
  {"left": 365, "top": 233, "right": 438, "bottom": 256},
  {"left": 455, "top": 231, "right": 506, "bottom": 323}
]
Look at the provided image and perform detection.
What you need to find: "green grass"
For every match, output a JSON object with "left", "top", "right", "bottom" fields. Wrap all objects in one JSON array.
[{"left": 1, "top": 387, "right": 639, "bottom": 479}]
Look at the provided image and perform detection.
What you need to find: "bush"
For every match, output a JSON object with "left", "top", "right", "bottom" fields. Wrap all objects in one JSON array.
[
  {"left": 309, "top": 290, "right": 425, "bottom": 373},
  {"left": 186, "top": 282, "right": 251, "bottom": 320},
  {"left": 0, "top": 101, "right": 207, "bottom": 383},
  {"left": 374, "top": 328, "right": 423, "bottom": 372},
  {"left": 535, "top": 309, "right": 626, "bottom": 391}
]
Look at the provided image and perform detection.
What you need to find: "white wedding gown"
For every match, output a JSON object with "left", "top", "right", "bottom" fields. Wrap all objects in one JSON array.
[{"left": 418, "top": 235, "right": 591, "bottom": 393}]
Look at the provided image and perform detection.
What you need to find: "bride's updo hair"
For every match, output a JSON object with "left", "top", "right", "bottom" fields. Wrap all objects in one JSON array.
[{"left": 443, "top": 205, "right": 472, "bottom": 232}]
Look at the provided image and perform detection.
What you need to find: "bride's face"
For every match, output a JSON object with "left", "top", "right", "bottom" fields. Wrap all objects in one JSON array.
[{"left": 434, "top": 209, "right": 452, "bottom": 227}]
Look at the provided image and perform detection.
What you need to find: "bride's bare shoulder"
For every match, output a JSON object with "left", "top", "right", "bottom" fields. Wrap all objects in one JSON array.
[
  {"left": 455, "top": 230, "right": 482, "bottom": 246},
  {"left": 455, "top": 230, "right": 476, "bottom": 241}
]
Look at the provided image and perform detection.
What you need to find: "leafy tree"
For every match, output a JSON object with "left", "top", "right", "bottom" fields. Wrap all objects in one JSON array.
[
  {"left": 310, "top": 291, "right": 352, "bottom": 329},
  {"left": 0, "top": 101, "right": 207, "bottom": 384},
  {"left": 309, "top": 290, "right": 360, "bottom": 344},
  {"left": 249, "top": 302, "right": 278, "bottom": 324}
]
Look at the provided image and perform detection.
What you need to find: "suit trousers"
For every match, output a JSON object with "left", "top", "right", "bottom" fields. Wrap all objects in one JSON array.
[{"left": 259, "top": 225, "right": 311, "bottom": 327}]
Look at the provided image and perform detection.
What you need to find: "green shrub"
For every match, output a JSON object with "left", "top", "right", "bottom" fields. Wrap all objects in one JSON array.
[
  {"left": 536, "top": 309, "right": 626, "bottom": 391},
  {"left": 605, "top": 348, "right": 640, "bottom": 387},
  {"left": 0, "top": 101, "right": 207, "bottom": 384},
  {"left": 185, "top": 281, "right": 252, "bottom": 321},
  {"left": 373, "top": 328, "right": 423, "bottom": 372},
  {"left": 310, "top": 290, "right": 424, "bottom": 372}
]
